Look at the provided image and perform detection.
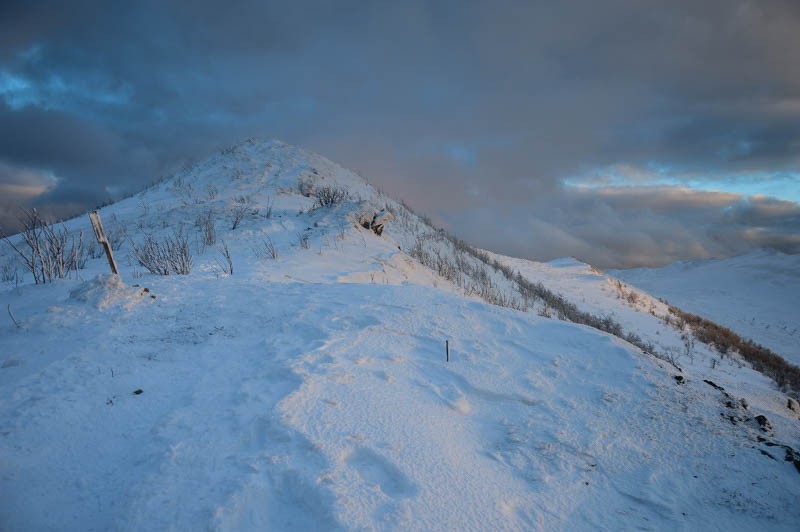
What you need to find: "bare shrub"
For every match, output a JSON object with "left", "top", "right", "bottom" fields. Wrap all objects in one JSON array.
[
  {"left": 2, "top": 208, "right": 87, "bottom": 284},
  {"left": 682, "top": 333, "right": 695, "bottom": 364},
  {"left": 313, "top": 186, "right": 349, "bottom": 208},
  {"left": 297, "top": 232, "right": 310, "bottom": 249},
  {"left": 132, "top": 229, "right": 193, "bottom": 275},
  {"left": 230, "top": 196, "right": 258, "bottom": 230},
  {"left": 88, "top": 241, "right": 104, "bottom": 259},
  {"left": 206, "top": 184, "right": 219, "bottom": 200},
  {"left": 139, "top": 199, "right": 155, "bottom": 224},
  {"left": 263, "top": 196, "right": 274, "bottom": 219},
  {"left": 215, "top": 241, "right": 233, "bottom": 275},
  {"left": 626, "top": 290, "right": 639, "bottom": 306},
  {"left": 1, "top": 255, "right": 18, "bottom": 283},
  {"left": 252, "top": 237, "right": 279, "bottom": 260},
  {"left": 266, "top": 239, "right": 278, "bottom": 259},
  {"left": 195, "top": 210, "right": 217, "bottom": 246},
  {"left": 660, "top": 346, "right": 681, "bottom": 367}
]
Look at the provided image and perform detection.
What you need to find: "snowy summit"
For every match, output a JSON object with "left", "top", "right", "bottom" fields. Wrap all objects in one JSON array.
[{"left": 1, "top": 139, "right": 799, "bottom": 531}]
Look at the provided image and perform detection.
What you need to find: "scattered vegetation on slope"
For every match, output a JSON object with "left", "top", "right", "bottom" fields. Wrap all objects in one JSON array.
[
  {"left": 389, "top": 203, "right": 662, "bottom": 362},
  {"left": 389, "top": 200, "right": 799, "bottom": 395},
  {"left": 667, "top": 306, "right": 800, "bottom": 394}
]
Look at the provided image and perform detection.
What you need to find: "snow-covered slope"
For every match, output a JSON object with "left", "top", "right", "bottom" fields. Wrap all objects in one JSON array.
[
  {"left": 610, "top": 250, "right": 800, "bottom": 365},
  {"left": 1, "top": 139, "right": 799, "bottom": 531}
]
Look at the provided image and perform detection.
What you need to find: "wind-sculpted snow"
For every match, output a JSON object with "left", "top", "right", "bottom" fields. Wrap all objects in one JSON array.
[
  {"left": 1, "top": 139, "right": 798, "bottom": 530},
  {"left": 2, "top": 279, "right": 798, "bottom": 530}
]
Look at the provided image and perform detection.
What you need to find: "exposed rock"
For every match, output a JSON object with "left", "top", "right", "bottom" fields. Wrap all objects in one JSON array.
[
  {"left": 358, "top": 209, "right": 394, "bottom": 236},
  {"left": 754, "top": 415, "right": 772, "bottom": 433},
  {"left": 786, "top": 450, "right": 800, "bottom": 474},
  {"left": 370, "top": 209, "right": 393, "bottom": 236},
  {"left": 703, "top": 379, "right": 724, "bottom": 391}
]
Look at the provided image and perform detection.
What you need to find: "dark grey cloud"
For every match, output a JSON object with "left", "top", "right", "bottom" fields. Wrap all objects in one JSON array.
[
  {"left": 1, "top": 0, "right": 799, "bottom": 266},
  {"left": 446, "top": 188, "right": 800, "bottom": 269}
]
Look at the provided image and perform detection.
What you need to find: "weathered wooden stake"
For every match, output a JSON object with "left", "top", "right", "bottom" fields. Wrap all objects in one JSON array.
[
  {"left": 88, "top": 211, "right": 119, "bottom": 276},
  {"left": 446, "top": 340, "right": 450, "bottom": 362}
]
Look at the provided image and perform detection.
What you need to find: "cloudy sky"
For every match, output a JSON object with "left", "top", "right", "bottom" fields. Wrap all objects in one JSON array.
[{"left": 1, "top": 0, "right": 799, "bottom": 268}]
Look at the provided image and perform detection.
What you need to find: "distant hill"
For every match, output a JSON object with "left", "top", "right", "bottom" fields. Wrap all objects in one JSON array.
[{"left": 611, "top": 250, "right": 800, "bottom": 365}]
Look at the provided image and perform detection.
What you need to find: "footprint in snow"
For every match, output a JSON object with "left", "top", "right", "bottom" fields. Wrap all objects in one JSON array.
[
  {"left": 416, "top": 379, "right": 472, "bottom": 414},
  {"left": 346, "top": 448, "right": 418, "bottom": 498}
]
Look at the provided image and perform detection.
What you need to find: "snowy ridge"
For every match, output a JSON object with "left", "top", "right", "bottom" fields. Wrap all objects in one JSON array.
[
  {"left": 610, "top": 250, "right": 800, "bottom": 365},
  {"left": 1, "top": 139, "right": 799, "bottom": 530}
]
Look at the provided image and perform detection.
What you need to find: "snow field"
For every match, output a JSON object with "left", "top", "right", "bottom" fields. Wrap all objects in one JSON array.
[
  {"left": 1, "top": 138, "right": 798, "bottom": 530},
  {"left": 4, "top": 277, "right": 798, "bottom": 530}
]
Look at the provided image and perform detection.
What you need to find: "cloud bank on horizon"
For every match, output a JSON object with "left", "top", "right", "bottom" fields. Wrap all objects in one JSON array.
[{"left": 1, "top": 0, "right": 799, "bottom": 268}]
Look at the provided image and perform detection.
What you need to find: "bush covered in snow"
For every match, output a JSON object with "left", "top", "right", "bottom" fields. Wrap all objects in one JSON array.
[
  {"left": 2, "top": 208, "right": 87, "bottom": 284},
  {"left": 313, "top": 186, "right": 349, "bottom": 208},
  {"left": 131, "top": 229, "right": 193, "bottom": 275}
]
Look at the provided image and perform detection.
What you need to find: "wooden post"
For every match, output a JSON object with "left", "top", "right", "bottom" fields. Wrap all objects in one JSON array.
[
  {"left": 88, "top": 211, "right": 119, "bottom": 276},
  {"left": 446, "top": 340, "right": 450, "bottom": 362}
]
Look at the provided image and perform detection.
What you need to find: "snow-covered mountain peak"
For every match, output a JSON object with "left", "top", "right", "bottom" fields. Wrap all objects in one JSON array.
[
  {"left": 1, "top": 140, "right": 799, "bottom": 531},
  {"left": 161, "top": 137, "right": 373, "bottom": 204}
]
